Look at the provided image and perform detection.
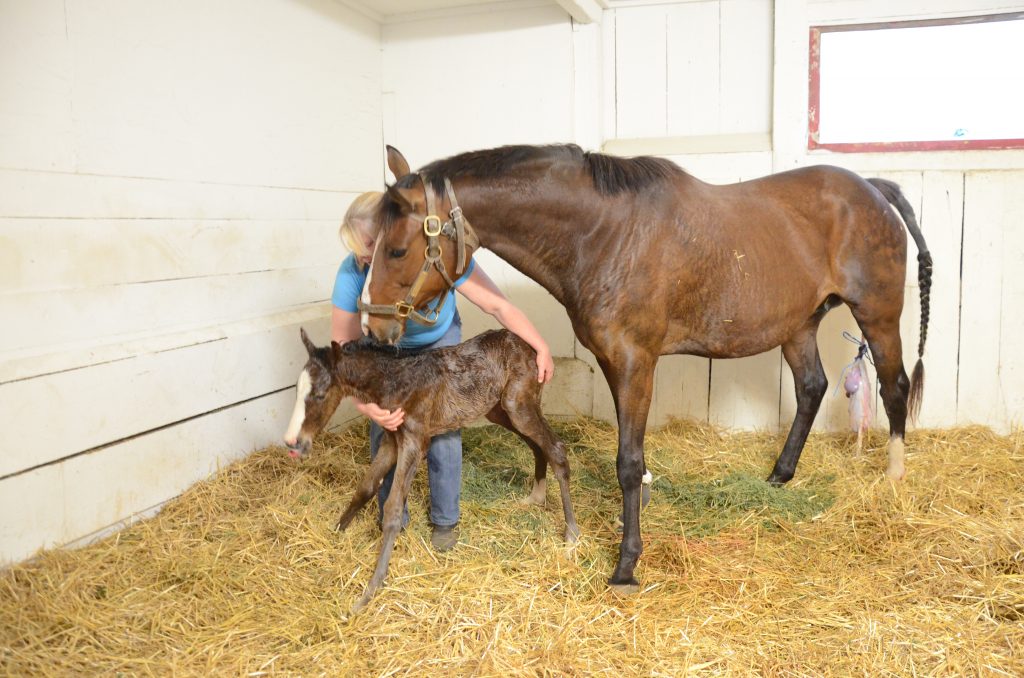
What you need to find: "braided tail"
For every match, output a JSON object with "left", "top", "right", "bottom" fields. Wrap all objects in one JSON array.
[{"left": 866, "top": 178, "right": 932, "bottom": 423}]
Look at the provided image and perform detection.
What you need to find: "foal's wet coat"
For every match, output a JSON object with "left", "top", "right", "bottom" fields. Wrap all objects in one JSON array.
[{"left": 284, "top": 329, "right": 579, "bottom": 611}]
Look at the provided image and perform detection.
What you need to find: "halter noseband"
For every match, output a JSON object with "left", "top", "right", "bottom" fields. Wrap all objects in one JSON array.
[{"left": 358, "top": 177, "right": 479, "bottom": 326}]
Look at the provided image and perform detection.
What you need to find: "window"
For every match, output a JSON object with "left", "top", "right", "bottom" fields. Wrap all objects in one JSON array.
[{"left": 809, "top": 13, "right": 1024, "bottom": 151}]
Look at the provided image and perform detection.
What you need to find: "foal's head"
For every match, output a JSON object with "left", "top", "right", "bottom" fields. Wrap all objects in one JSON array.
[
  {"left": 282, "top": 328, "right": 345, "bottom": 459},
  {"left": 362, "top": 146, "right": 472, "bottom": 345}
]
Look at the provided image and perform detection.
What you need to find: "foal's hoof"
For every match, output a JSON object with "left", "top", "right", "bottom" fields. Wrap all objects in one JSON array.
[{"left": 608, "top": 580, "right": 641, "bottom": 596}]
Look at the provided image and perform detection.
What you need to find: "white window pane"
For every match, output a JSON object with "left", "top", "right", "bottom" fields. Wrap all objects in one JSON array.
[{"left": 816, "top": 17, "right": 1024, "bottom": 145}]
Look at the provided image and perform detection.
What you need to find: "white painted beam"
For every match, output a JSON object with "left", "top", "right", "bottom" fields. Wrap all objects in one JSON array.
[{"left": 555, "top": 0, "right": 602, "bottom": 24}]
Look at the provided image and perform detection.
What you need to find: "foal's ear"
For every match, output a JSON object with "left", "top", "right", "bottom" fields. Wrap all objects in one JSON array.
[
  {"left": 330, "top": 341, "right": 344, "bottom": 364},
  {"left": 300, "top": 327, "right": 316, "bottom": 355},
  {"left": 386, "top": 145, "right": 411, "bottom": 180}
]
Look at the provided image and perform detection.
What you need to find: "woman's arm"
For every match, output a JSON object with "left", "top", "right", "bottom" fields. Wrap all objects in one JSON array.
[
  {"left": 331, "top": 306, "right": 405, "bottom": 430},
  {"left": 456, "top": 267, "right": 554, "bottom": 383}
]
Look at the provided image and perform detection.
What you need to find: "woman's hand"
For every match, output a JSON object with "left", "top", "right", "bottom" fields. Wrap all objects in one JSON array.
[
  {"left": 355, "top": 400, "right": 405, "bottom": 431},
  {"left": 536, "top": 348, "right": 554, "bottom": 384}
]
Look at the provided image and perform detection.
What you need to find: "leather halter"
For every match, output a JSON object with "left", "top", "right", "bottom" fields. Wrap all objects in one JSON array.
[{"left": 358, "top": 177, "right": 479, "bottom": 326}]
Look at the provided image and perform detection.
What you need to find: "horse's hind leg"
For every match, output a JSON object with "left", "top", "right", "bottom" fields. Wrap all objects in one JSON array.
[
  {"left": 768, "top": 321, "right": 828, "bottom": 485},
  {"left": 849, "top": 307, "right": 910, "bottom": 480},
  {"left": 352, "top": 434, "right": 424, "bottom": 612},
  {"left": 485, "top": 405, "right": 547, "bottom": 506},
  {"left": 500, "top": 395, "right": 580, "bottom": 544},
  {"left": 336, "top": 434, "right": 398, "bottom": 531}
]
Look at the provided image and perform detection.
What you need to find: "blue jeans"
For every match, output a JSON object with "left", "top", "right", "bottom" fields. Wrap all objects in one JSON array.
[{"left": 370, "top": 314, "right": 462, "bottom": 528}]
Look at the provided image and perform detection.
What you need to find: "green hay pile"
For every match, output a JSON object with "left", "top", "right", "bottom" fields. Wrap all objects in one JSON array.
[{"left": 1, "top": 419, "right": 1022, "bottom": 676}]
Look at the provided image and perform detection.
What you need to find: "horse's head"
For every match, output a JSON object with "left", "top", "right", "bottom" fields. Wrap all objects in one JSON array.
[
  {"left": 282, "top": 328, "right": 346, "bottom": 459},
  {"left": 361, "top": 146, "right": 478, "bottom": 344}
]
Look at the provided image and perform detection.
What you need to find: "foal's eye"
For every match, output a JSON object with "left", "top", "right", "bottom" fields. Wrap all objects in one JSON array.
[{"left": 388, "top": 248, "right": 407, "bottom": 259}]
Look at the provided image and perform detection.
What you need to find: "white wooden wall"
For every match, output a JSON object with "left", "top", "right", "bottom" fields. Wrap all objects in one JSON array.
[
  {"left": 4, "top": 0, "right": 1022, "bottom": 565},
  {"left": 383, "top": 0, "right": 1024, "bottom": 434},
  {"left": 0, "top": 0, "right": 381, "bottom": 565}
]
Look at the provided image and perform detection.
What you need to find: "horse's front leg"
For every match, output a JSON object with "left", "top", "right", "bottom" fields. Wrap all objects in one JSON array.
[
  {"left": 351, "top": 432, "right": 425, "bottom": 613},
  {"left": 599, "top": 351, "right": 656, "bottom": 592}
]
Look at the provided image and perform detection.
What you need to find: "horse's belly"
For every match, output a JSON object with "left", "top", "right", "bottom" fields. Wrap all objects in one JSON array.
[{"left": 664, "top": 296, "right": 822, "bottom": 358}]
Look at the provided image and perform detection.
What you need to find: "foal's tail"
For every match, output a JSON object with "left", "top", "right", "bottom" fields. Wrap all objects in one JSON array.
[{"left": 867, "top": 177, "right": 933, "bottom": 422}]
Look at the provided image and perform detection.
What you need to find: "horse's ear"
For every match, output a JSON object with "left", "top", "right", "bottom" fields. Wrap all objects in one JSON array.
[
  {"left": 386, "top": 145, "right": 411, "bottom": 180},
  {"left": 386, "top": 182, "right": 420, "bottom": 214},
  {"left": 300, "top": 327, "right": 316, "bottom": 355},
  {"left": 330, "top": 341, "right": 344, "bottom": 364}
]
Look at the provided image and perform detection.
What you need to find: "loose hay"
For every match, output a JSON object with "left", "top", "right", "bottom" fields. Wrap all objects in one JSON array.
[{"left": 2, "top": 419, "right": 1022, "bottom": 676}]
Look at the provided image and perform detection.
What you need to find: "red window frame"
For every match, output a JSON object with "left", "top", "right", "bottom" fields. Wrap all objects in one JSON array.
[{"left": 808, "top": 12, "right": 1024, "bottom": 152}]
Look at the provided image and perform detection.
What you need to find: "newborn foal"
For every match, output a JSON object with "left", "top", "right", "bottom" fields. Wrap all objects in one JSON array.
[{"left": 283, "top": 328, "right": 579, "bottom": 610}]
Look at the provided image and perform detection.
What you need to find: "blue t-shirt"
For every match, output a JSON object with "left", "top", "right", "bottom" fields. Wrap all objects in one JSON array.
[{"left": 332, "top": 253, "right": 476, "bottom": 349}]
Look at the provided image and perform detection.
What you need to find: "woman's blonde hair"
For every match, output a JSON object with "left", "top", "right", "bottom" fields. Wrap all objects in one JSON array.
[{"left": 339, "top": 191, "right": 384, "bottom": 258}]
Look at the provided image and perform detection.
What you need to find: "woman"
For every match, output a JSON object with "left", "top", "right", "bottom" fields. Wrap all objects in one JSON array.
[{"left": 333, "top": 192, "right": 554, "bottom": 551}]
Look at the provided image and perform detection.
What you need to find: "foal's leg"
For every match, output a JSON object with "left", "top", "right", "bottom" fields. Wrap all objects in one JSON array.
[
  {"left": 352, "top": 433, "right": 425, "bottom": 612},
  {"left": 767, "top": 322, "right": 828, "bottom": 486},
  {"left": 336, "top": 434, "right": 398, "bottom": 531},
  {"left": 597, "top": 350, "right": 656, "bottom": 591},
  {"left": 499, "top": 394, "right": 580, "bottom": 544},
  {"left": 850, "top": 308, "right": 911, "bottom": 480},
  {"left": 485, "top": 405, "right": 548, "bottom": 506}
]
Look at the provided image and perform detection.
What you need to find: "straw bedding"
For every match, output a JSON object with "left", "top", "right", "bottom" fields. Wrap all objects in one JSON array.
[{"left": 2, "top": 419, "right": 1022, "bottom": 676}]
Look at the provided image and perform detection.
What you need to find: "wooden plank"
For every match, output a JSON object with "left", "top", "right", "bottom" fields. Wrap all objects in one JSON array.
[
  {"left": 0, "top": 0, "right": 74, "bottom": 173},
  {"left": 0, "top": 266, "right": 336, "bottom": 356},
  {"left": 653, "top": 354, "right": 710, "bottom": 426},
  {"left": 0, "top": 308, "right": 332, "bottom": 477},
  {"left": 381, "top": 4, "right": 573, "bottom": 164},
  {"left": 0, "top": 389, "right": 313, "bottom": 566},
  {"left": 997, "top": 171, "right": 1024, "bottom": 431},
  {"left": 63, "top": 0, "right": 382, "bottom": 191},
  {"left": 709, "top": 349, "right": 782, "bottom": 430},
  {"left": 665, "top": 0, "right": 720, "bottom": 136},
  {"left": 0, "top": 219, "right": 342, "bottom": 293},
  {"left": 807, "top": 0, "right": 1024, "bottom": 25},
  {"left": 0, "top": 169, "right": 353, "bottom": 220},
  {"left": 958, "top": 171, "right": 1021, "bottom": 430},
  {"left": 614, "top": 5, "right": 668, "bottom": 138},
  {"left": 719, "top": 0, "right": 773, "bottom": 135},
  {"left": 909, "top": 171, "right": 964, "bottom": 428}
]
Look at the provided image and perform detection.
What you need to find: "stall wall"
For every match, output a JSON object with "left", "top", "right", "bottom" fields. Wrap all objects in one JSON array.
[
  {"left": 0, "top": 0, "right": 382, "bottom": 564},
  {"left": 383, "top": 0, "right": 1023, "bottom": 435}
]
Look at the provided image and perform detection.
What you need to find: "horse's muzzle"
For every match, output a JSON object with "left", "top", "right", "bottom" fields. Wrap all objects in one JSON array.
[{"left": 367, "top": 317, "right": 404, "bottom": 346}]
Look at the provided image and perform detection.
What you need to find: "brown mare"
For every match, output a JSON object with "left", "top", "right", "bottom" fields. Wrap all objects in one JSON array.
[
  {"left": 361, "top": 144, "right": 932, "bottom": 591},
  {"left": 282, "top": 328, "right": 580, "bottom": 610}
]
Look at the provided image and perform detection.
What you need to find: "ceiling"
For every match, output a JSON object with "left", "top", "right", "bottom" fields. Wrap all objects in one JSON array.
[{"left": 341, "top": 0, "right": 610, "bottom": 24}]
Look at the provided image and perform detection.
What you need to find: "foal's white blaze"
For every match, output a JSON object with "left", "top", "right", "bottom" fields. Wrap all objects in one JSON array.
[{"left": 284, "top": 370, "right": 312, "bottom": 443}]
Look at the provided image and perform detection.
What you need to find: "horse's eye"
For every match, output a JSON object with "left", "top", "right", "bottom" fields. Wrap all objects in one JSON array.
[
  {"left": 309, "top": 392, "right": 326, "bottom": 402},
  {"left": 388, "top": 248, "right": 407, "bottom": 259}
]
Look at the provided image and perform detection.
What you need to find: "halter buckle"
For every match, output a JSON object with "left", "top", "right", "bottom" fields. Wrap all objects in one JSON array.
[
  {"left": 423, "top": 215, "right": 442, "bottom": 237},
  {"left": 394, "top": 300, "right": 414, "bottom": 318}
]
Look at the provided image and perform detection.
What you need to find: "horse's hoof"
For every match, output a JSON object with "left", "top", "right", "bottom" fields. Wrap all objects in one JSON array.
[
  {"left": 766, "top": 472, "right": 791, "bottom": 487},
  {"left": 608, "top": 581, "right": 641, "bottom": 596},
  {"left": 885, "top": 466, "right": 906, "bottom": 481}
]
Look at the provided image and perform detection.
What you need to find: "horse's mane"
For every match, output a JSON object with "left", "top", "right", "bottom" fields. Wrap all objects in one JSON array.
[{"left": 401, "top": 144, "right": 680, "bottom": 197}]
